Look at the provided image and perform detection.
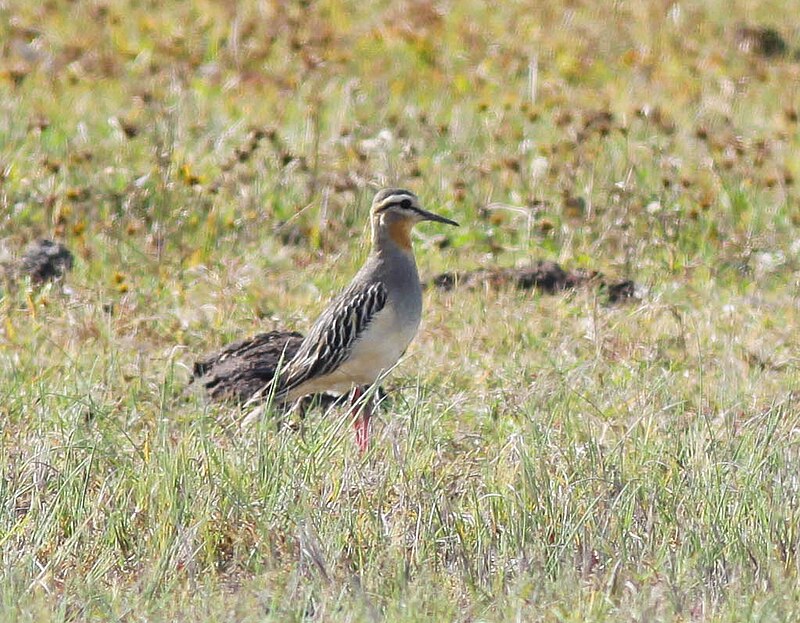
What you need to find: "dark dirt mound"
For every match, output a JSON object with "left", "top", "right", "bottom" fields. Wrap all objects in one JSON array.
[
  {"left": 428, "top": 260, "right": 638, "bottom": 303},
  {"left": 7, "top": 239, "right": 74, "bottom": 284},
  {"left": 735, "top": 25, "right": 788, "bottom": 57},
  {"left": 604, "top": 279, "right": 637, "bottom": 304}
]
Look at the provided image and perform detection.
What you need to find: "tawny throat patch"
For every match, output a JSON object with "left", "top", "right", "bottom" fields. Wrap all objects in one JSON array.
[{"left": 387, "top": 219, "right": 414, "bottom": 250}]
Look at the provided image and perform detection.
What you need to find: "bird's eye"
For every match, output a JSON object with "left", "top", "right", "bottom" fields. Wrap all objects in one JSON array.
[{"left": 400, "top": 199, "right": 412, "bottom": 209}]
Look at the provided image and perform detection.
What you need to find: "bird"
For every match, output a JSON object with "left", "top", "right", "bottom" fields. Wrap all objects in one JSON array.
[
  {"left": 192, "top": 330, "right": 305, "bottom": 404},
  {"left": 266, "top": 188, "right": 458, "bottom": 451}
]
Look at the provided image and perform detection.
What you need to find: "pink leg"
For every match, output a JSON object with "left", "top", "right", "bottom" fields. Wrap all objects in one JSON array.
[{"left": 350, "top": 386, "right": 372, "bottom": 453}]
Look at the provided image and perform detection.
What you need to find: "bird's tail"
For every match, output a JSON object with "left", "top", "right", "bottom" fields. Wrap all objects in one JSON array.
[{"left": 243, "top": 349, "right": 294, "bottom": 410}]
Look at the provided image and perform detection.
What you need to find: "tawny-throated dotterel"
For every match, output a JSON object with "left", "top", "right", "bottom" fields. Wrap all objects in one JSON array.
[{"left": 269, "top": 188, "right": 458, "bottom": 450}]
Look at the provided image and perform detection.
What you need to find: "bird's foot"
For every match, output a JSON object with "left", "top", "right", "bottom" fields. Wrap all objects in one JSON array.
[{"left": 350, "top": 385, "right": 372, "bottom": 453}]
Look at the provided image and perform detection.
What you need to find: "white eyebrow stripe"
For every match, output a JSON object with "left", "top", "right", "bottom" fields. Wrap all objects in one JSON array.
[{"left": 375, "top": 193, "right": 420, "bottom": 212}]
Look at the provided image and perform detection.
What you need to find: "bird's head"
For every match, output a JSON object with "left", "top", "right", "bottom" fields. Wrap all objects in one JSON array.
[{"left": 370, "top": 188, "right": 459, "bottom": 251}]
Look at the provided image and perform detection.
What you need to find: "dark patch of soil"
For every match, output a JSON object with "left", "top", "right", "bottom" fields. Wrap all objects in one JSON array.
[
  {"left": 604, "top": 280, "right": 637, "bottom": 304},
  {"left": 18, "top": 239, "right": 74, "bottom": 283},
  {"left": 428, "top": 260, "right": 638, "bottom": 304},
  {"left": 735, "top": 25, "right": 788, "bottom": 57}
]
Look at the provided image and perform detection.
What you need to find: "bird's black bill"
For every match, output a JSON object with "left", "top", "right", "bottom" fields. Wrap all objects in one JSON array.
[{"left": 419, "top": 208, "right": 459, "bottom": 227}]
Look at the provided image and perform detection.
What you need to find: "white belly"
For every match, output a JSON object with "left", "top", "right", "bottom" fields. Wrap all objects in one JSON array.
[
  {"left": 294, "top": 306, "right": 420, "bottom": 396},
  {"left": 344, "top": 306, "right": 418, "bottom": 377}
]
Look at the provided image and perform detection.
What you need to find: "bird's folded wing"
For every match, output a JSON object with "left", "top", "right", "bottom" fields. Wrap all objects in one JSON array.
[{"left": 277, "top": 281, "right": 388, "bottom": 394}]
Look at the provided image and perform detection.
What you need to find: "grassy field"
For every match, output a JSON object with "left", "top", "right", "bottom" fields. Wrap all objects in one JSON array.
[{"left": 2, "top": 0, "right": 800, "bottom": 620}]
